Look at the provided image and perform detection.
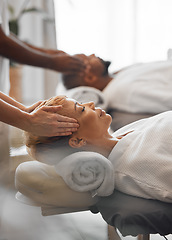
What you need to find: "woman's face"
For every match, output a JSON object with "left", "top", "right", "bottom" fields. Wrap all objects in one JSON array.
[{"left": 59, "top": 97, "right": 112, "bottom": 145}]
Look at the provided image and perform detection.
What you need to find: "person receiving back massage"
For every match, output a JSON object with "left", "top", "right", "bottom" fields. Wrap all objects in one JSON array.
[
  {"left": 15, "top": 95, "right": 172, "bottom": 212},
  {"left": 58, "top": 53, "right": 172, "bottom": 114}
]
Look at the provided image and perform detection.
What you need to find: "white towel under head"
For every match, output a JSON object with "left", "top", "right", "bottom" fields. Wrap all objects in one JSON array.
[{"left": 55, "top": 151, "right": 115, "bottom": 197}]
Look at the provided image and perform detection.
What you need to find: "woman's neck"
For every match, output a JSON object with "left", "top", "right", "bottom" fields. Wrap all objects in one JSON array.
[
  {"left": 100, "top": 138, "right": 118, "bottom": 157},
  {"left": 99, "top": 130, "right": 134, "bottom": 157},
  {"left": 89, "top": 133, "right": 118, "bottom": 158}
]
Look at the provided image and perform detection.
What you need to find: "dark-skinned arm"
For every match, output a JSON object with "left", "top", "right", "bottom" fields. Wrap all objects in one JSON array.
[
  {"left": 0, "top": 26, "right": 85, "bottom": 73},
  {"left": 10, "top": 32, "right": 66, "bottom": 55}
]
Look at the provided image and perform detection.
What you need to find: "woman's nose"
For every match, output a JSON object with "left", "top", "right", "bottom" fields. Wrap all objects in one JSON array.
[{"left": 86, "top": 102, "right": 95, "bottom": 110}]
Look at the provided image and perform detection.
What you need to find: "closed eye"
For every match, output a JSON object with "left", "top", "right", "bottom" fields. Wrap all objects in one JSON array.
[{"left": 75, "top": 101, "right": 85, "bottom": 112}]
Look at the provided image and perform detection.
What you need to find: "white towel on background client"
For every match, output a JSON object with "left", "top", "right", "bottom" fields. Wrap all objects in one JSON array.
[
  {"left": 56, "top": 83, "right": 108, "bottom": 110},
  {"left": 55, "top": 151, "right": 114, "bottom": 197}
]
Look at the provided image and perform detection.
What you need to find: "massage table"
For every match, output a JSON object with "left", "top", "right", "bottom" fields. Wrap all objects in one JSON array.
[
  {"left": 16, "top": 147, "right": 172, "bottom": 240},
  {"left": 16, "top": 169, "right": 172, "bottom": 240},
  {"left": 91, "top": 190, "right": 172, "bottom": 240}
]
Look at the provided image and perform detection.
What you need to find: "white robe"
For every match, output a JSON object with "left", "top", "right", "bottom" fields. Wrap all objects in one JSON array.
[{"left": 108, "top": 111, "right": 172, "bottom": 202}]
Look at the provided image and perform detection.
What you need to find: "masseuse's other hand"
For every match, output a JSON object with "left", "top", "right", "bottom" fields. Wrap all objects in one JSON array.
[
  {"left": 25, "top": 101, "right": 44, "bottom": 113},
  {"left": 27, "top": 105, "right": 79, "bottom": 137},
  {"left": 53, "top": 54, "right": 85, "bottom": 73}
]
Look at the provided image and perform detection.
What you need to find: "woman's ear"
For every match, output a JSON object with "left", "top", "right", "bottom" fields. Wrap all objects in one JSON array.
[{"left": 69, "top": 137, "right": 86, "bottom": 148}]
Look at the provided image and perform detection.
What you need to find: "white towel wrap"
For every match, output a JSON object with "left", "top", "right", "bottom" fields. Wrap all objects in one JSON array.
[{"left": 55, "top": 151, "right": 115, "bottom": 197}]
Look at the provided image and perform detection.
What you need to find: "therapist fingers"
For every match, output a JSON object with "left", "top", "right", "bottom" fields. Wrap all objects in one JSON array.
[{"left": 41, "top": 105, "right": 79, "bottom": 125}]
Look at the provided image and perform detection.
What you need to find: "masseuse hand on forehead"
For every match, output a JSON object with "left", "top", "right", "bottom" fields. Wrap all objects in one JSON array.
[
  {"left": 0, "top": 91, "right": 79, "bottom": 138},
  {"left": 27, "top": 101, "right": 79, "bottom": 137}
]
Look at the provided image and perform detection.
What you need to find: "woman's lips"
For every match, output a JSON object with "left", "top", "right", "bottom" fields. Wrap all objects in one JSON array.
[{"left": 99, "top": 109, "right": 106, "bottom": 117}]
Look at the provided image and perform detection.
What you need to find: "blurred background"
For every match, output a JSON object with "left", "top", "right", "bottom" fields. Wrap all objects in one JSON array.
[{"left": 3, "top": 1, "right": 172, "bottom": 239}]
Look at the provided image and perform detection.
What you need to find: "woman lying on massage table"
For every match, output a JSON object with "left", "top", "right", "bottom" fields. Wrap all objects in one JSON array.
[{"left": 15, "top": 95, "right": 172, "bottom": 211}]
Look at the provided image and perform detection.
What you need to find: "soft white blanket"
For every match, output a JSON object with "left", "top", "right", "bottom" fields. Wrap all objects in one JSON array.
[{"left": 55, "top": 151, "right": 115, "bottom": 197}]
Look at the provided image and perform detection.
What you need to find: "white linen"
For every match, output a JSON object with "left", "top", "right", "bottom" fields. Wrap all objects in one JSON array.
[
  {"left": 109, "top": 111, "right": 172, "bottom": 202},
  {"left": 103, "top": 61, "right": 172, "bottom": 113},
  {"left": 55, "top": 151, "right": 114, "bottom": 197},
  {"left": 56, "top": 82, "right": 108, "bottom": 110}
]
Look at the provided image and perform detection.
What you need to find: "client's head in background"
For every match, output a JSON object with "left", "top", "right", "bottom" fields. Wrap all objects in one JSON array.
[
  {"left": 25, "top": 95, "right": 114, "bottom": 162},
  {"left": 62, "top": 54, "right": 112, "bottom": 91}
]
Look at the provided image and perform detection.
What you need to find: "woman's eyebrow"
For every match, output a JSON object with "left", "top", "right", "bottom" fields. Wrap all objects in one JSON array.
[{"left": 74, "top": 102, "right": 77, "bottom": 111}]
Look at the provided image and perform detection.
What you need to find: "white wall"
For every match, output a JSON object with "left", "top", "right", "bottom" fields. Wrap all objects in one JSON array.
[
  {"left": 135, "top": 0, "right": 172, "bottom": 62},
  {"left": 54, "top": 0, "right": 138, "bottom": 72},
  {"left": 54, "top": 0, "right": 172, "bottom": 72},
  {"left": 8, "top": 0, "right": 57, "bottom": 104},
  {"left": 20, "top": 0, "right": 57, "bottom": 104}
]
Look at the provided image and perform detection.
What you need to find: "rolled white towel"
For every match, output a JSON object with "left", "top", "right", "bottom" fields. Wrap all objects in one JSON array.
[{"left": 55, "top": 151, "right": 115, "bottom": 197}]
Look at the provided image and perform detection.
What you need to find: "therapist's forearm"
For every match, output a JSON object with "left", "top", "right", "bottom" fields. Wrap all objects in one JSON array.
[
  {"left": 0, "top": 28, "right": 55, "bottom": 70},
  {"left": 0, "top": 92, "right": 26, "bottom": 111},
  {"left": 10, "top": 33, "right": 66, "bottom": 55},
  {"left": 0, "top": 98, "right": 29, "bottom": 130},
  {"left": 0, "top": 35, "right": 52, "bottom": 69}
]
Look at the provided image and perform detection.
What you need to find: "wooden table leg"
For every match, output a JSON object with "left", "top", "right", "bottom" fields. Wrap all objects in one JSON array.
[
  {"left": 137, "top": 234, "right": 150, "bottom": 240},
  {"left": 108, "top": 224, "right": 122, "bottom": 240}
]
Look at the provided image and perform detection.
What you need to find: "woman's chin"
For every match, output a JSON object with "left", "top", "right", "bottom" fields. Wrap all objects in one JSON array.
[{"left": 106, "top": 113, "right": 112, "bottom": 126}]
